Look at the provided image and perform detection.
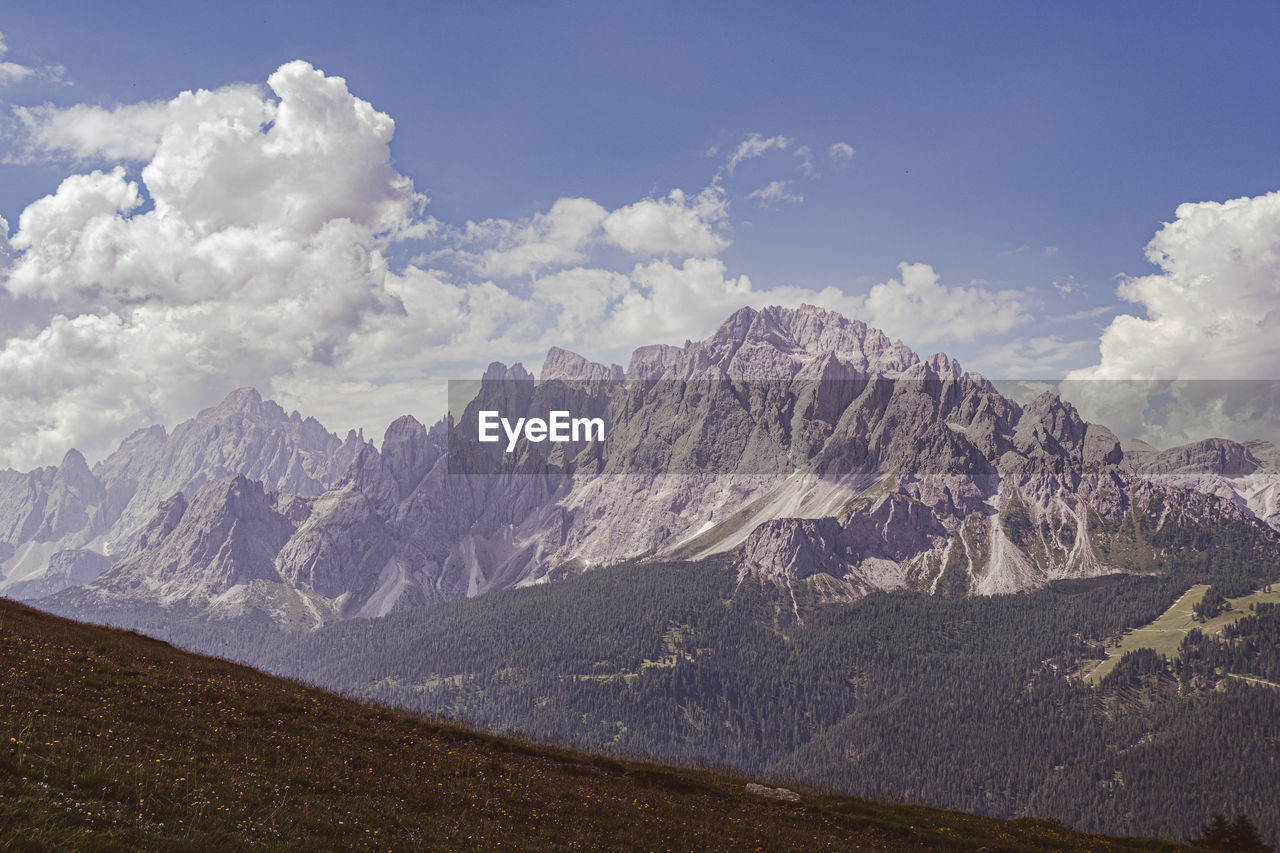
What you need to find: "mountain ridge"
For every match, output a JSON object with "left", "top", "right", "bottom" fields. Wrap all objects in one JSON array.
[{"left": 24, "top": 303, "right": 1280, "bottom": 629}]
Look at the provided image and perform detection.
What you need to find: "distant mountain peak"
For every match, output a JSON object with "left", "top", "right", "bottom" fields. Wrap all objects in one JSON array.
[
  {"left": 216, "top": 386, "right": 265, "bottom": 412},
  {"left": 483, "top": 362, "right": 534, "bottom": 382},
  {"left": 1, "top": 386, "right": 364, "bottom": 600},
  {"left": 624, "top": 304, "right": 928, "bottom": 381},
  {"left": 541, "top": 347, "right": 625, "bottom": 382}
]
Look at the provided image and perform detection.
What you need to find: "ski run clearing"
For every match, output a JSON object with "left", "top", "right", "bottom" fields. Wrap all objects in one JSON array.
[{"left": 1079, "top": 580, "right": 1280, "bottom": 685}]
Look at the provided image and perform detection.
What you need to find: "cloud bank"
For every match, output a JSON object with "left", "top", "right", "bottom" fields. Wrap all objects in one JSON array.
[
  {"left": 1, "top": 61, "right": 419, "bottom": 465},
  {"left": 1, "top": 62, "right": 1040, "bottom": 469},
  {"left": 1066, "top": 191, "right": 1280, "bottom": 446}
]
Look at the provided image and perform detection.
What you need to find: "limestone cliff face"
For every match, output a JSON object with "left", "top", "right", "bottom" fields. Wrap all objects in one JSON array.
[
  {"left": 54, "top": 474, "right": 329, "bottom": 628},
  {"left": 1122, "top": 436, "right": 1280, "bottom": 530},
  {"left": 108, "top": 475, "right": 297, "bottom": 598},
  {"left": 36, "top": 304, "right": 1280, "bottom": 626},
  {"left": 0, "top": 388, "right": 366, "bottom": 599},
  {"left": 0, "top": 449, "right": 106, "bottom": 548},
  {"left": 94, "top": 387, "right": 365, "bottom": 550},
  {"left": 624, "top": 305, "right": 922, "bottom": 381}
]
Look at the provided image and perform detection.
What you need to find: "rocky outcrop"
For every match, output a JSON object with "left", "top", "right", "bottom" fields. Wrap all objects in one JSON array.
[
  {"left": 0, "top": 449, "right": 106, "bottom": 547},
  {"left": 626, "top": 304, "right": 921, "bottom": 381},
  {"left": 118, "top": 475, "right": 296, "bottom": 594},
  {"left": 740, "top": 517, "right": 852, "bottom": 581},
  {"left": 1083, "top": 424, "right": 1124, "bottom": 467},
  {"left": 94, "top": 387, "right": 365, "bottom": 550},
  {"left": 1134, "top": 437, "right": 1258, "bottom": 477},
  {"left": 1, "top": 548, "right": 113, "bottom": 601},
  {"left": 745, "top": 783, "right": 801, "bottom": 802}
]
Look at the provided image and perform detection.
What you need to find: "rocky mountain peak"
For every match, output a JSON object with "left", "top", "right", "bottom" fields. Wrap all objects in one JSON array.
[
  {"left": 30, "top": 448, "right": 108, "bottom": 543},
  {"left": 92, "top": 474, "right": 298, "bottom": 600},
  {"left": 381, "top": 416, "right": 434, "bottom": 499},
  {"left": 769, "top": 304, "right": 920, "bottom": 374},
  {"left": 620, "top": 304, "right": 930, "bottom": 381},
  {"left": 59, "top": 448, "right": 91, "bottom": 477},
  {"left": 922, "top": 353, "right": 964, "bottom": 380},
  {"left": 2, "top": 384, "right": 364, "bottom": 601},
  {"left": 625, "top": 344, "right": 688, "bottom": 380},
  {"left": 540, "top": 347, "right": 625, "bottom": 382},
  {"left": 1012, "top": 392, "right": 1087, "bottom": 460},
  {"left": 212, "top": 474, "right": 272, "bottom": 514},
  {"left": 1136, "top": 437, "right": 1259, "bottom": 477},
  {"left": 383, "top": 415, "right": 426, "bottom": 444},
  {"left": 483, "top": 362, "right": 535, "bottom": 382},
  {"left": 216, "top": 386, "right": 265, "bottom": 413}
]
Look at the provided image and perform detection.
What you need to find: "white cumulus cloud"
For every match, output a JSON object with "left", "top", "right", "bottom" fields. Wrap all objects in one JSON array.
[
  {"left": 454, "top": 197, "right": 608, "bottom": 279},
  {"left": 602, "top": 187, "right": 728, "bottom": 256},
  {"left": 1064, "top": 189, "right": 1280, "bottom": 447},
  {"left": 443, "top": 186, "right": 729, "bottom": 280},
  {"left": 856, "top": 262, "right": 1034, "bottom": 347},
  {"left": 1071, "top": 191, "right": 1280, "bottom": 382},
  {"left": 7, "top": 86, "right": 263, "bottom": 165},
  {"left": 0, "top": 61, "right": 422, "bottom": 467}
]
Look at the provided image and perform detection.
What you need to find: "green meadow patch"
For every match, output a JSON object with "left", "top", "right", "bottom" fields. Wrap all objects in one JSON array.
[{"left": 1080, "top": 581, "right": 1280, "bottom": 685}]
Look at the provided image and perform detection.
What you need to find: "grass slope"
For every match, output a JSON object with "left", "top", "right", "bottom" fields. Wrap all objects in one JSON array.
[
  {"left": 1080, "top": 581, "right": 1280, "bottom": 685},
  {"left": 0, "top": 599, "right": 1186, "bottom": 852}
]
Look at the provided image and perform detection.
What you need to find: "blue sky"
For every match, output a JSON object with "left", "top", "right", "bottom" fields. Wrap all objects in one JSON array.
[{"left": 2, "top": 2, "right": 1280, "bottom": 466}]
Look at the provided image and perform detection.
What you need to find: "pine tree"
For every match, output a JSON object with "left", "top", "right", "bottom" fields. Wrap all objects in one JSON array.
[{"left": 1191, "top": 812, "right": 1273, "bottom": 852}]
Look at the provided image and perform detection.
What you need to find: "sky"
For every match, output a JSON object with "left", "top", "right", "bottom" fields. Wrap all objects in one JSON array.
[{"left": 2, "top": 1, "right": 1280, "bottom": 468}]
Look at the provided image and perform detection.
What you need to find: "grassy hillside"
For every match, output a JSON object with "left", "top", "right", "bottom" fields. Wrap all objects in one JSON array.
[{"left": 0, "top": 598, "right": 1186, "bottom": 852}]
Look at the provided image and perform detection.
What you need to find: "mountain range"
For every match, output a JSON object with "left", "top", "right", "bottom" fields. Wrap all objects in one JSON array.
[
  {"left": 5, "top": 304, "right": 1279, "bottom": 629},
  {"left": 0, "top": 388, "right": 364, "bottom": 602}
]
